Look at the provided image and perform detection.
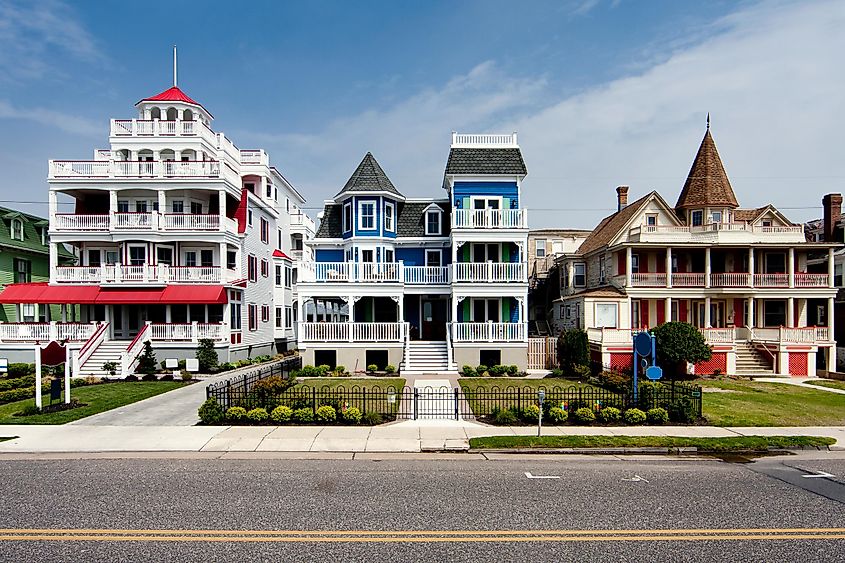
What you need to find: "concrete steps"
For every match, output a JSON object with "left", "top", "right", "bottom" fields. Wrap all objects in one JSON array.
[
  {"left": 78, "top": 341, "right": 130, "bottom": 377},
  {"left": 402, "top": 341, "right": 454, "bottom": 374},
  {"left": 735, "top": 341, "right": 773, "bottom": 375}
]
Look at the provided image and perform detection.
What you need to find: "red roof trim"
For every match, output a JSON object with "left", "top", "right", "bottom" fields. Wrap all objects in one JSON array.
[
  {"left": 272, "top": 249, "right": 292, "bottom": 260},
  {"left": 234, "top": 188, "right": 249, "bottom": 234},
  {"left": 136, "top": 86, "right": 213, "bottom": 117}
]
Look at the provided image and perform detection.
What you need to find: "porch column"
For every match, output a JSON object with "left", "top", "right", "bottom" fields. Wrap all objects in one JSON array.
[
  {"left": 704, "top": 247, "right": 711, "bottom": 289},
  {"left": 665, "top": 247, "right": 672, "bottom": 288},
  {"left": 704, "top": 296, "right": 711, "bottom": 328},
  {"left": 788, "top": 247, "right": 795, "bottom": 289},
  {"left": 828, "top": 296, "right": 835, "bottom": 332},
  {"left": 219, "top": 242, "right": 227, "bottom": 280},
  {"left": 347, "top": 295, "right": 355, "bottom": 342},
  {"left": 828, "top": 295, "right": 837, "bottom": 371},
  {"left": 218, "top": 190, "right": 227, "bottom": 232},
  {"left": 665, "top": 297, "right": 672, "bottom": 322},
  {"left": 109, "top": 190, "right": 118, "bottom": 217},
  {"left": 60, "top": 304, "right": 67, "bottom": 323},
  {"left": 797, "top": 298, "right": 807, "bottom": 327},
  {"left": 452, "top": 296, "right": 459, "bottom": 325},
  {"left": 749, "top": 248, "right": 755, "bottom": 287},
  {"left": 828, "top": 247, "right": 835, "bottom": 288},
  {"left": 49, "top": 243, "right": 58, "bottom": 275},
  {"left": 165, "top": 305, "right": 172, "bottom": 323},
  {"left": 397, "top": 296, "right": 404, "bottom": 323},
  {"left": 625, "top": 246, "right": 632, "bottom": 286},
  {"left": 48, "top": 191, "right": 58, "bottom": 225},
  {"left": 787, "top": 297, "right": 795, "bottom": 327}
]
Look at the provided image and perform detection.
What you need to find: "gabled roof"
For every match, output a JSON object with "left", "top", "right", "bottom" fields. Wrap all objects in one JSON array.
[
  {"left": 445, "top": 148, "right": 527, "bottom": 175},
  {"left": 734, "top": 204, "right": 795, "bottom": 226},
  {"left": 335, "top": 153, "right": 403, "bottom": 199},
  {"left": 675, "top": 127, "right": 738, "bottom": 210},
  {"left": 576, "top": 191, "right": 677, "bottom": 255},
  {"left": 136, "top": 86, "right": 212, "bottom": 117},
  {"left": 0, "top": 206, "right": 73, "bottom": 260}
]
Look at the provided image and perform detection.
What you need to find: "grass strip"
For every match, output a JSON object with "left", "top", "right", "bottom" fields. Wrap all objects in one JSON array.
[
  {"left": 469, "top": 435, "right": 835, "bottom": 452},
  {"left": 802, "top": 379, "right": 845, "bottom": 392}
]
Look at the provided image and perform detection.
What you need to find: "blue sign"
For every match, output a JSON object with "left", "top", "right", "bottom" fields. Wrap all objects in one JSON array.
[
  {"left": 634, "top": 332, "right": 652, "bottom": 356},
  {"left": 645, "top": 365, "right": 663, "bottom": 381}
]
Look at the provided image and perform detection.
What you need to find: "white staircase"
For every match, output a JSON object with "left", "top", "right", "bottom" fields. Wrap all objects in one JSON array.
[
  {"left": 78, "top": 340, "right": 131, "bottom": 377},
  {"left": 735, "top": 341, "right": 774, "bottom": 375},
  {"left": 402, "top": 341, "right": 454, "bottom": 374}
]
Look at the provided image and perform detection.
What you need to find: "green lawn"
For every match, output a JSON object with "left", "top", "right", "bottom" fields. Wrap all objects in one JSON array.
[
  {"left": 469, "top": 435, "right": 835, "bottom": 451},
  {"left": 295, "top": 378, "right": 405, "bottom": 391},
  {"left": 700, "top": 379, "right": 845, "bottom": 426},
  {"left": 0, "top": 381, "right": 187, "bottom": 425},
  {"left": 459, "top": 378, "right": 604, "bottom": 417},
  {"left": 803, "top": 379, "right": 845, "bottom": 392},
  {"left": 459, "top": 378, "right": 593, "bottom": 392},
  {"left": 280, "top": 378, "right": 406, "bottom": 417}
]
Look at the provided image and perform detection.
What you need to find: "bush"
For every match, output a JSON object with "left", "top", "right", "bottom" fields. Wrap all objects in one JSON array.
[
  {"left": 196, "top": 338, "right": 219, "bottom": 372},
  {"left": 492, "top": 408, "right": 518, "bottom": 425},
  {"left": 225, "top": 406, "right": 248, "bottom": 422},
  {"left": 181, "top": 371, "right": 193, "bottom": 382},
  {"left": 461, "top": 365, "right": 477, "bottom": 377},
  {"left": 246, "top": 407, "right": 269, "bottom": 424},
  {"left": 598, "top": 406, "right": 622, "bottom": 423},
  {"left": 624, "top": 408, "right": 647, "bottom": 425},
  {"left": 558, "top": 328, "right": 589, "bottom": 371},
  {"left": 384, "top": 365, "right": 396, "bottom": 375},
  {"left": 142, "top": 373, "right": 158, "bottom": 381},
  {"left": 271, "top": 405, "right": 293, "bottom": 423},
  {"left": 315, "top": 405, "right": 337, "bottom": 423},
  {"left": 17, "top": 404, "right": 41, "bottom": 417},
  {"left": 548, "top": 407, "right": 568, "bottom": 425},
  {"left": 573, "top": 407, "right": 596, "bottom": 425},
  {"left": 292, "top": 407, "right": 315, "bottom": 423},
  {"left": 600, "top": 370, "right": 631, "bottom": 392},
  {"left": 476, "top": 365, "right": 489, "bottom": 376},
  {"left": 7, "top": 363, "right": 34, "bottom": 377},
  {"left": 334, "top": 365, "right": 346, "bottom": 376},
  {"left": 341, "top": 407, "right": 362, "bottom": 424},
  {"left": 647, "top": 407, "right": 669, "bottom": 425},
  {"left": 507, "top": 365, "right": 519, "bottom": 376},
  {"left": 549, "top": 368, "right": 564, "bottom": 377},
  {"left": 522, "top": 403, "right": 541, "bottom": 421},
  {"left": 667, "top": 397, "right": 697, "bottom": 423},
  {"left": 0, "top": 375, "right": 36, "bottom": 391},
  {"left": 573, "top": 364, "right": 592, "bottom": 380},
  {"left": 218, "top": 362, "right": 235, "bottom": 372},
  {"left": 362, "top": 411, "right": 383, "bottom": 425},
  {"left": 136, "top": 341, "right": 157, "bottom": 376},
  {"left": 253, "top": 376, "right": 291, "bottom": 395},
  {"left": 367, "top": 364, "right": 378, "bottom": 373},
  {"left": 102, "top": 361, "right": 118, "bottom": 376},
  {"left": 316, "top": 365, "right": 331, "bottom": 377},
  {"left": 488, "top": 365, "right": 505, "bottom": 377},
  {"left": 0, "top": 386, "right": 34, "bottom": 403},
  {"left": 651, "top": 322, "right": 712, "bottom": 379}
]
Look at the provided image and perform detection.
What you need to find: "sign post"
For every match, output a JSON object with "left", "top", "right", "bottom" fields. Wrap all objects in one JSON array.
[
  {"left": 633, "top": 332, "right": 663, "bottom": 403},
  {"left": 537, "top": 389, "right": 545, "bottom": 437}
]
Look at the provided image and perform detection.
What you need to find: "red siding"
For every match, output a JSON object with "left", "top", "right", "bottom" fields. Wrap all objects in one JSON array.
[
  {"left": 656, "top": 299, "right": 665, "bottom": 325},
  {"left": 617, "top": 252, "right": 625, "bottom": 277},
  {"left": 788, "top": 352, "right": 808, "bottom": 377},
  {"left": 656, "top": 251, "right": 665, "bottom": 273},
  {"left": 695, "top": 353, "right": 727, "bottom": 375},
  {"left": 733, "top": 299, "right": 745, "bottom": 327},
  {"left": 610, "top": 353, "right": 633, "bottom": 372},
  {"left": 679, "top": 300, "right": 688, "bottom": 322}
]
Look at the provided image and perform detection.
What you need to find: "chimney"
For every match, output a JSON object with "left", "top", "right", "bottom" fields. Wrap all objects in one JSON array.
[
  {"left": 616, "top": 186, "right": 629, "bottom": 212},
  {"left": 823, "top": 193, "right": 842, "bottom": 242}
]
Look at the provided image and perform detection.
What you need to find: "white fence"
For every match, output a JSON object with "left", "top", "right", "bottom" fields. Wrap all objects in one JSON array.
[
  {"left": 299, "top": 322, "right": 407, "bottom": 343},
  {"left": 528, "top": 337, "right": 558, "bottom": 370},
  {"left": 451, "top": 322, "right": 527, "bottom": 342}
]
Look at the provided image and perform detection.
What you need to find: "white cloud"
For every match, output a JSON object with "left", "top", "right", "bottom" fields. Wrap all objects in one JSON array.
[{"left": 0, "top": 100, "right": 100, "bottom": 137}]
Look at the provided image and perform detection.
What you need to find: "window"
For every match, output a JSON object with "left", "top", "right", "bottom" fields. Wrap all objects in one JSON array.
[
  {"left": 248, "top": 255, "right": 257, "bottom": 282},
  {"left": 358, "top": 201, "right": 375, "bottom": 230},
  {"left": 275, "top": 307, "right": 283, "bottom": 328},
  {"left": 711, "top": 210, "right": 722, "bottom": 224},
  {"left": 266, "top": 182, "right": 273, "bottom": 199},
  {"left": 631, "top": 254, "right": 640, "bottom": 274},
  {"left": 472, "top": 298, "right": 500, "bottom": 322},
  {"left": 22, "top": 304, "right": 36, "bottom": 322},
  {"left": 343, "top": 203, "right": 352, "bottom": 233},
  {"left": 128, "top": 246, "right": 146, "bottom": 266},
  {"left": 244, "top": 182, "right": 255, "bottom": 194},
  {"left": 472, "top": 243, "right": 499, "bottom": 263},
  {"left": 190, "top": 201, "right": 203, "bottom": 214},
  {"left": 472, "top": 197, "right": 501, "bottom": 210},
  {"left": 384, "top": 248, "right": 394, "bottom": 263},
  {"left": 765, "top": 252, "right": 786, "bottom": 274},
  {"left": 561, "top": 304, "right": 567, "bottom": 319},
  {"left": 384, "top": 202, "right": 395, "bottom": 232},
  {"left": 171, "top": 200, "right": 184, "bottom": 213},
  {"left": 425, "top": 210, "right": 442, "bottom": 235},
  {"left": 261, "top": 305, "right": 270, "bottom": 323},
  {"left": 230, "top": 291, "right": 242, "bottom": 330},
  {"left": 573, "top": 263, "right": 586, "bottom": 287},
  {"left": 260, "top": 217, "right": 269, "bottom": 243},
  {"left": 248, "top": 208, "right": 253, "bottom": 226},
  {"left": 227, "top": 250, "right": 237, "bottom": 270},
  {"left": 248, "top": 304, "right": 257, "bottom": 331},
  {"left": 595, "top": 303, "right": 618, "bottom": 328},
  {"left": 286, "top": 306, "right": 293, "bottom": 329},
  {"left": 185, "top": 251, "right": 197, "bottom": 267},
  {"left": 88, "top": 250, "right": 101, "bottom": 267},
  {"left": 691, "top": 210, "right": 703, "bottom": 227},
  {"left": 835, "top": 263, "right": 843, "bottom": 287},
  {"left": 762, "top": 219, "right": 772, "bottom": 227},
  {"left": 14, "top": 259, "right": 31, "bottom": 283},
  {"left": 632, "top": 300, "right": 641, "bottom": 329},
  {"left": 261, "top": 259, "right": 269, "bottom": 277},
  {"left": 671, "top": 300, "right": 679, "bottom": 322},
  {"left": 764, "top": 300, "right": 786, "bottom": 327},
  {"left": 285, "top": 265, "right": 292, "bottom": 288},
  {"left": 535, "top": 239, "right": 546, "bottom": 258},
  {"left": 599, "top": 255, "right": 606, "bottom": 283},
  {"left": 361, "top": 249, "right": 374, "bottom": 263},
  {"left": 157, "top": 247, "right": 173, "bottom": 266},
  {"left": 201, "top": 250, "right": 213, "bottom": 268},
  {"left": 105, "top": 251, "right": 119, "bottom": 265},
  {"left": 562, "top": 264, "right": 570, "bottom": 288},
  {"left": 117, "top": 200, "right": 129, "bottom": 213},
  {"left": 135, "top": 201, "right": 148, "bottom": 213},
  {"left": 426, "top": 250, "right": 441, "bottom": 267},
  {"left": 278, "top": 229, "right": 283, "bottom": 249},
  {"left": 11, "top": 219, "right": 23, "bottom": 241},
  {"left": 275, "top": 265, "right": 282, "bottom": 286},
  {"left": 646, "top": 214, "right": 658, "bottom": 226}
]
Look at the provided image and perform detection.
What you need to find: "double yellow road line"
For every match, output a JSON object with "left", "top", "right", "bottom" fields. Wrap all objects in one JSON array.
[{"left": 0, "top": 528, "right": 844, "bottom": 543}]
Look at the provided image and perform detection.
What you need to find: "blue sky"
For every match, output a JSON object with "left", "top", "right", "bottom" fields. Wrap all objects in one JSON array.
[{"left": 0, "top": 0, "right": 842, "bottom": 228}]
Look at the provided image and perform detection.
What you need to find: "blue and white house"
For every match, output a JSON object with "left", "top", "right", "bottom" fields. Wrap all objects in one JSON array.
[{"left": 298, "top": 133, "right": 529, "bottom": 373}]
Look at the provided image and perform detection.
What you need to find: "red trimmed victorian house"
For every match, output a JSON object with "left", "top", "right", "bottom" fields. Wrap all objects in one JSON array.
[{"left": 552, "top": 124, "right": 838, "bottom": 377}]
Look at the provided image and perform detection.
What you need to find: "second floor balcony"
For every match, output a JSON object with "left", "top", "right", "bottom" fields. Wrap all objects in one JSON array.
[
  {"left": 49, "top": 159, "right": 221, "bottom": 180},
  {"left": 54, "top": 264, "right": 226, "bottom": 285},
  {"left": 616, "top": 272, "right": 831, "bottom": 289},
  {"left": 300, "top": 261, "right": 526, "bottom": 284},
  {"left": 53, "top": 212, "right": 238, "bottom": 233},
  {"left": 628, "top": 223, "right": 806, "bottom": 244},
  {"left": 452, "top": 208, "right": 527, "bottom": 229}
]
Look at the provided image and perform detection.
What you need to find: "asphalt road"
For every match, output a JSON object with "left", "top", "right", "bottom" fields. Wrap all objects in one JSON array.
[{"left": 0, "top": 453, "right": 844, "bottom": 562}]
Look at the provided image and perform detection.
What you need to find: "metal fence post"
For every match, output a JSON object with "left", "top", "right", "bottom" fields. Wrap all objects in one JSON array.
[
  {"left": 226, "top": 380, "right": 231, "bottom": 409},
  {"left": 312, "top": 387, "right": 316, "bottom": 412},
  {"left": 362, "top": 388, "right": 367, "bottom": 415},
  {"left": 413, "top": 388, "right": 419, "bottom": 420},
  {"left": 454, "top": 388, "right": 459, "bottom": 420}
]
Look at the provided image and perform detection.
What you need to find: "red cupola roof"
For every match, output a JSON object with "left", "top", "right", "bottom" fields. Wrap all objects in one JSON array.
[{"left": 136, "top": 86, "right": 212, "bottom": 116}]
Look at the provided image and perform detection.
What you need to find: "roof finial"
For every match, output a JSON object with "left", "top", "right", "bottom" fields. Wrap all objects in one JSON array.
[
  {"left": 172, "top": 45, "right": 178, "bottom": 87},
  {"left": 706, "top": 112, "right": 710, "bottom": 130}
]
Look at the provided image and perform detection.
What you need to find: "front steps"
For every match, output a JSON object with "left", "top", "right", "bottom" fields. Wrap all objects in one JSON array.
[
  {"left": 734, "top": 340, "right": 774, "bottom": 375},
  {"left": 78, "top": 340, "right": 130, "bottom": 377},
  {"left": 402, "top": 341, "right": 455, "bottom": 374}
]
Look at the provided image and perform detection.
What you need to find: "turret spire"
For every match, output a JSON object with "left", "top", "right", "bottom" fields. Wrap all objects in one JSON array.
[
  {"left": 173, "top": 45, "right": 178, "bottom": 87},
  {"left": 706, "top": 111, "right": 710, "bottom": 130}
]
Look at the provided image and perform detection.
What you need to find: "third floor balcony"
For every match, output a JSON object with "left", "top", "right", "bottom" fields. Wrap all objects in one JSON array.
[
  {"left": 49, "top": 159, "right": 221, "bottom": 180},
  {"left": 299, "top": 261, "right": 527, "bottom": 284},
  {"left": 53, "top": 212, "right": 238, "bottom": 234},
  {"left": 614, "top": 272, "right": 832, "bottom": 289},
  {"left": 451, "top": 208, "right": 527, "bottom": 229}
]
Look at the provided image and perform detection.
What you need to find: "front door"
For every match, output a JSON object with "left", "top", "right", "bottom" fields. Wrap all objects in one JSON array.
[{"left": 421, "top": 298, "right": 447, "bottom": 340}]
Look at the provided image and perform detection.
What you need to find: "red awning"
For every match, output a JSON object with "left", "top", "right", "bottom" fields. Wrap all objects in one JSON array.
[
  {"left": 0, "top": 283, "right": 227, "bottom": 305},
  {"left": 272, "top": 249, "right": 292, "bottom": 260}
]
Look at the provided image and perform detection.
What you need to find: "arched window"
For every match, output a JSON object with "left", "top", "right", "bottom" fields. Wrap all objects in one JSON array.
[
  {"left": 183, "top": 109, "right": 194, "bottom": 121},
  {"left": 150, "top": 107, "right": 161, "bottom": 120},
  {"left": 166, "top": 107, "right": 177, "bottom": 121},
  {"left": 11, "top": 219, "right": 23, "bottom": 241}
]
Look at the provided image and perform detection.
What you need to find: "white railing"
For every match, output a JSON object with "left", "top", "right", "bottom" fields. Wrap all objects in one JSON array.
[
  {"left": 111, "top": 119, "right": 211, "bottom": 140},
  {"left": 312, "top": 262, "right": 353, "bottom": 282},
  {"left": 748, "top": 326, "right": 830, "bottom": 344},
  {"left": 630, "top": 273, "right": 667, "bottom": 287},
  {"left": 77, "top": 322, "right": 109, "bottom": 372},
  {"left": 298, "top": 322, "right": 407, "bottom": 343},
  {"left": 699, "top": 327, "right": 735, "bottom": 343},
  {"left": 404, "top": 266, "right": 451, "bottom": 284},
  {"left": 166, "top": 266, "right": 221, "bottom": 283},
  {"left": 352, "top": 322, "right": 406, "bottom": 342},
  {"left": 113, "top": 212, "right": 155, "bottom": 230},
  {"left": 0, "top": 323, "right": 50, "bottom": 342},
  {"left": 671, "top": 273, "right": 705, "bottom": 287},
  {"left": 149, "top": 322, "right": 226, "bottom": 342},
  {"left": 121, "top": 323, "right": 150, "bottom": 377},
  {"left": 358, "top": 262, "right": 401, "bottom": 282},
  {"left": 452, "top": 209, "right": 527, "bottom": 229},
  {"left": 300, "top": 322, "right": 350, "bottom": 342},
  {"left": 53, "top": 212, "right": 230, "bottom": 233},
  {"left": 308, "top": 262, "right": 402, "bottom": 283},
  {"left": 753, "top": 273, "right": 789, "bottom": 287},
  {"left": 54, "top": 214, "right": 110, "bottom": 231},
  {"left": 794, "top": 273, "right": 831, "bottom": 288},
  {"left": 586, "top": 327, "right": 638, "bottom": 344},
  {"left": 451, "top": 132, "right": 518, "bottom": 147},
  {"left": 451, "top": 322, "right": 526, "bottom": 342},
  {"left": 49, "top": 160, "right": 220, "bottom": 179},
  {"left": 453, "top": 262, "right": 526, "bottom": 282},
  {"left": 710, "top": 273, "right": 751, "bottom": 287},
  {"left": 54, "top": 265, "right": 221, "bottom": 284},
  {"left": 239, "top": 149, "right": 268, "bottom": 165},
  {"left": 162, "top": 213, "right": 220, "bottom": 230}
]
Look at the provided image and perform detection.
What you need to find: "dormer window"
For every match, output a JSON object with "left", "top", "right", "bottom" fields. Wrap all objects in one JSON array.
[
  {"left": 691, "top": 210, "right": 703, "bottom": 227},
  {"left": 343, "top": 202, "right": 352, "bottom": 233},
  {"left": 384, "top": 202, "right": 395, "bottom": 232},
  {"left": 358, "top": 201, "right": 376, "bottom": 230},
  {"left": 11, "top": 219, "right": 23, "bottom": 241},
  {"left": 425, "top": 209, "right": 442, "bottom": 235},
  {"left": 646, "top": 214, "right": 657, "bottom": 226},
  {"left": 711, "top": 210, "right": 722, "bottom": 224},
  {"left": 762, "top": 219, "right": 772, "bottom": 227}
]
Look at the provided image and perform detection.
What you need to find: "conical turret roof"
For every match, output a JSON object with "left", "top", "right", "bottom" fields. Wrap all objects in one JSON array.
[
  {"left": 675, "top": 127, "right": 738, "bottom": 209},
  {"left": 335, "top": 152, "right": 403, "bottom": 199}
]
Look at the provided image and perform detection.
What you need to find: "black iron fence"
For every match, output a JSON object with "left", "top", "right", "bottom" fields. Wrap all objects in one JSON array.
[{"left": 206, "top": 356, "right": 302, "bottom": 410}]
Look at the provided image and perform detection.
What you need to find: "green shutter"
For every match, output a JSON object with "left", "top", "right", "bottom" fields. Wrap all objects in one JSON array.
[{"left": 501, "top": 298, "right": 509, "bottom": 322}]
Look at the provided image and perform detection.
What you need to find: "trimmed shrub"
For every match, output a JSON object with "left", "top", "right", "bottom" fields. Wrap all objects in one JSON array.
[
  {"left": 523, "top": 404, "right": 541, "bottom": 421},
  {"left": 548, "top": 407, "right": 568, "bottom": 425},
  {"left": 549, "top": 368, "right": 564, "bottom": 377},
  {"left": 315, "top": 405, "right": 337, "bottom": 423},
  {"left": 8, "top": 363, "right": 34, "bottom": 377},
  {"left": 141, "top": 373, "right": 158, "bottom": 381},
  {"left": 0, "top": 375, "right": 36, "bottom": 391},
  {"left": 600, "top": 370, "right": 631, "bottom": 392},
  {"left": 218, "top": 362, "right": 235, "bottom": 372},
  {"left": 476, "top": 365, "right": 489, "bottom": 376},
  {"left": 225, "top": 406, "right": 248, "bottom": 422},
  {"left": 492, "top": 408, "right": 518, "bottom": 426},
  {"left": 271, "top": 405, "right": 293, "bottom": 423},
  {"left": 0, "top": 386, "right": 35, "bottom": 403},
  {"left": 507, "top": 365, "right": 519, "bottom": 376},
  {"left": 136, "top": 341, "right": 158, "bottom": 376},
  {"left": 573, "top": 407, "right": 596, "bottom": 425},
  {"left": 384, "top": 364, "right": 396, "bottom": 375},
  {"left": 341, "top": 407, "right": 362, "bottom": 425},
  {"left": 367, "top": 364, "right": 378, "bottom": 373},
  {"left": 573, "top": 364, "right": 592, "bottom": 380},
  {"left": 196, "top": 338, "right": 219, "bottom": 372},
  {"left": 667, "top": 397, "right": 696, "bottom": 423},
  {"left": 461, "top": 365, "right": 477, "bottom": 377},
  {"left": 624, "top": 408, "right": 647, "bottom": 425},
  {"left": 362, "top": 411, "right": 383, "bottom": 425},
  {"left": 647, "top": 407, "right": 669, "bottom": 425},
  {"left": 253, "top": 376, "right": 291, "bottom": 395},
  {"left": 488, "top": 365, "right": 506, "bottom": 377},
  {"left": 246, "top": 407, "right": 269, "bottom": 423},
  {"left": 334, "top": 365, "right": 346, "bottom": 376},
  {"left": 181, "top": 371, "right": 193, "bottom": 381},
  {"left": 651, "top": 321, "right": 712, "bottom": 379},
  {"left": 558, "top": 328, "right": 589, "bottom": 371},
  {"left": 292, "top": 407, "right": 314, "bottom": 424},
  {"left": 597, "top": 406, "right": 622, "bottom": 423},
  {"left": 316, "top": 365, "right": 331, "bottom": 377}
]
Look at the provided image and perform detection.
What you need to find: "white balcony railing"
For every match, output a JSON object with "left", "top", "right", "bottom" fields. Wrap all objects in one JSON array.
[
  {"left": 586, "top": 327, "right": 638, "bottom": 344},
  {"left": 630, "top": 273, "right": 667, "bottom": 287},
  {"left": 752, "top": 273, "right": 789, "bottom": 287},
  {"left": 161, "top": 213, "right": 220, "bottom": 230},
  {"left": 451, "top": 132, "right": 518, "bottom": 147},
  {"left": 618, "top": 272, "right": 830, "bottom": 289},
  {"left": 0, "top": 322, "right": 97, "bottom": 342},
  {"left": 710, "top": 273, "right": 751, "bottom": 287},
  {"left": 699, "top": 327, "right": 735, "bottom": 343},
  {"left": 110, "top": 119, "right": 217, "bottom": 146},
  {"left": 794, "top": 273, "right": 831, "bottom": 287},
  {"left": 53, "top": 214, "right": 111, "bottom": 231},
  {"left": 453, "top": 262, "right": 526, "bottom": 283},
  {"left": 750, "top": 326, "right": 831, "bottom": 344},
  {"left": 671, "top": 273, "right": 706, "bottom": 287},
  {"left": 452, "top": 208, "right": 527, "bottom": 229},
  {"left": 451, "top": 322, "right": 526, "bottom": 342},
  {"left": 629, "top": 223, "right": 806, "bottom": 243},
  {"left": 52, "top": 212, "right": 232, "bottom": 233},
  {"left": 149, "top": 322, "right": 227, "bottom": 343},
  {"left": 299, "top": 322, "right": 407, "bottom": 343},
  {"left": 49, "top": 160, "right": 220, "bottom": 179},
  {"left": 239, "top": 149, "right": 268, "bottom": 165},
  {"left": 404, "top": 266, "right": 451, "bottom": 284},
  {"left": 114, "top": 212, "right": 155, "bottom": 230},
  {"left": 54, "top": 265, "right": 221, "bottom": 284},
  {"left": 306, "top": 262, "right": 402, "bottom": 283}
]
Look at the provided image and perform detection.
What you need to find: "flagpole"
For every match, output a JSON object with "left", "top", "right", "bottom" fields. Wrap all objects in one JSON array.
[{"left": 173, "top": 45, "right": 178, "bottom": 87}]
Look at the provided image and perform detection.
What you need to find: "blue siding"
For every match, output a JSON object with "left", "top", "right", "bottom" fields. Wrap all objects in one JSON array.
[
  {"left": 382, "top": 198, "right": 398, "bottom": 239},
  {"left": 315, "top": 249, "right": 344, "bottom": 262},
  {"left": 452, "top": 182, "right": 518, "bottom": 209},
  {"left": 396, "top": 248, "right": 425, "bottom": 266},
  {"left": 352, "top": 196, "right": 381, "bottom": 237}
]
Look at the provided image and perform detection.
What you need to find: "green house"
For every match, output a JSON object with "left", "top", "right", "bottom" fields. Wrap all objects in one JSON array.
[{"left": 0, "top": 207, "right": 76, "bottom": 322}]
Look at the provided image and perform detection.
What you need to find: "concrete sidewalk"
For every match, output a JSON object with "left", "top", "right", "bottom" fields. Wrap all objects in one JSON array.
[{"left": 1, "top": 422, "right": 843, "bottom": 454}]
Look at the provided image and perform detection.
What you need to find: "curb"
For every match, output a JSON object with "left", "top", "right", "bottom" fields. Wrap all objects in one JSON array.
[{"left": 468, "top": 446, "right": 833, "bottom": 455}]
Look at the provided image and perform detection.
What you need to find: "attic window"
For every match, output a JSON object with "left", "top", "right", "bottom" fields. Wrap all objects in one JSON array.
[
  {"left": 11, "top": 219, "right": 23, "bottom": 241},
  {"left": 711, "top": 211, "right": 722, "bottom": 224},
  {"left": 762, "top": 220, "right": 772, "bottom": 227},
  {"left": 646, "top": 214, "right": 657, "bottom": 226},
  {"left": 691, "top": 210, "right": 703, "bottom": 227},
  {"left": 425, "top": 209, "right": 442, "bottom": 235}
]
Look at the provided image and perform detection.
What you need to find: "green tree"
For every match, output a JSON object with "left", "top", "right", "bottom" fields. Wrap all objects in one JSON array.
[
  {"left": 196, "top": 338, "right": 219, "bottom": 373},
  {"left": 650, "top": 322, "right": 711, "bottom": 379},
  {"left": 557, "top": 328, "right": 589, "bottom": 373},
  {"left": 136, "top": 341, "right": 158, "bottom": 376}
]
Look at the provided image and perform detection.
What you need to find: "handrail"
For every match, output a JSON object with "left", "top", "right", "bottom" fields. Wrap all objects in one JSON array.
[
  {"left": 121, "top": 322, "right": 151, "bottom": 377},
  {"left": 78, "top": 322, "right": 109, "bottom": 369}
]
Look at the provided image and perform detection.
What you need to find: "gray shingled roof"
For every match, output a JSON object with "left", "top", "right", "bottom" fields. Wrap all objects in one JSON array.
[
  {"left": 397, "top": 202, "right": 450, "bottom": 237},
  {"left": 335, "top": 152, "right": 403, "bottom": 198},
  {"left": 315, "top": 204, "right": 341, "bottom": 238},
  {"left": 445, "top": 148, "right": 527, "bottom": 175}
]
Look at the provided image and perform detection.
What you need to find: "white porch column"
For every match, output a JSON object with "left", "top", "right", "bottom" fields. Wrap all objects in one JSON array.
[
  {"left": 218, "top": 190, "right": 227, "bottom": 232},
  {"left": 828, "top": 247, "right": 835, "bottom": 288},
  {"left": 48, "top": 191, "right": 58, "bottom": 225},
  {"left": 749, "top": 248, "right": 755, "bottom": 287},
  {"left": 665, "top": 247, "right": 672, "bottom": 288},
  {"left": 34, "top": 345, "right": 42, "bottom": 409},
  {"left": 49, "top": 243, "right": 58, "bottom": 275},
  {"left": 797, "top": 298, "right": 808, "bottom": 327},
  {"left": 704, "top": 296, "right": 711, "bottom": 328},
  {"left": 397, "top": 295, "right": 404, "bottom": 323},
  {"left": 625, "top": 246, "right": 632, "bottom": 286},
  {"left": 60, "top": 304, "right": 67, "bottom": 323},
  {"left": 452, "top": 296, "right": 459, "bottom": 324},
  {"left": 109, "top": 190, "right": 118, "bottom": 214},
  {"left": 665, "top": 297, "right": 672, "bottom": 322},
  {"left": 788, "top": 247, "right": 795, "bottom": 289},
  {"left": 157, "top": 190, "right": 166, "bottom": 215},
  {"left": 787, "top": 297, "right": 795, "bottom": 327},
  {"left": 219, "top": 242, "right": 227, "bottom": 279},
  {"left": 347, "top": 295, "right": 355, "bottom": 342},
  {"left": 704, "top": 247, "right": 711, "bottom": 289},
  {"left": 165, "top": 305, "right": 172, "bottom": 323}
]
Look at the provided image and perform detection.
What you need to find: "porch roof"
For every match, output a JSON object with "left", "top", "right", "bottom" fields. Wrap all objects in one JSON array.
[{"left": 0, "top": 283, "right": 227, "bottom": 305}]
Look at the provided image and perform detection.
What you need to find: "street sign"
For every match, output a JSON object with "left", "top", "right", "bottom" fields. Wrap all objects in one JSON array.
[
  {"left": 645, "top": 365, "right": 663, "bottom": 381},
  {"left": 635, "top": 332, "right": 652, "bottom": 357}
]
